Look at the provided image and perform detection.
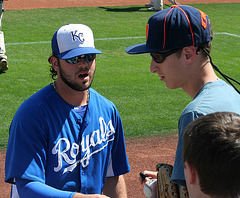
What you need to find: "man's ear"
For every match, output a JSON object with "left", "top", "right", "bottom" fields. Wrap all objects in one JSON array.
[
  {"left": 50, "top": 56, "right": 59, "bottom": 71},
  {"left": 184, "top": 161, "right": 197, "bottom": 185},
  {"left": 182, "top": 46, "right": 197, "bottom": 64}
]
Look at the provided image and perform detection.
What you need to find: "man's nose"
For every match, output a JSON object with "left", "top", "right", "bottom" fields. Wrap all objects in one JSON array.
[{"left": 150, "top": 60, "right": 158, "bottom": 73}]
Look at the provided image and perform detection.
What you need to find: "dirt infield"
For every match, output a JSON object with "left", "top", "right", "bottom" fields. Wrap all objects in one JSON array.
[
  {"left": 1, "top": 136, "right": 177, "bottom": 198},
  {"left": 1, "top": 0, "right": 238, "bottom": 197},
  {"left": 4, "top": 0, "right": 239, "bottom": 10}
]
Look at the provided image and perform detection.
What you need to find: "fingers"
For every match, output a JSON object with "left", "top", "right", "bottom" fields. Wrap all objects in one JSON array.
[
  {"left": 143, "top": 171, "right": 158, "bottom": 180},
  {"left": 139, "top": 172, "right": 149, "bottom": 184},
  {"left": 139, "top": 170, "right": 158, "bottom": 184}
]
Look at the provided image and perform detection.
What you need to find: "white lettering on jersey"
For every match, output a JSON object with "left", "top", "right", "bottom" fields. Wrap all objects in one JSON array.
[{"left": 52, "top": 117, "right": 115, "bottom": 174}]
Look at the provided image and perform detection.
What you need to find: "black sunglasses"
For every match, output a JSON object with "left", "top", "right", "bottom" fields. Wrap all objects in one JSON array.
[
  {"left": 65, "top": 54, "right": 96, "bottom": 64},
  {"left": 150, "top": 49, "right": 179, "bottom": 63}
]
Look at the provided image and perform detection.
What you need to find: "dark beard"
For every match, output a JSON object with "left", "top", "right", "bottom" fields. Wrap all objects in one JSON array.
[{"left": 58, "top": 62, "right": 95, "bottom": 91}]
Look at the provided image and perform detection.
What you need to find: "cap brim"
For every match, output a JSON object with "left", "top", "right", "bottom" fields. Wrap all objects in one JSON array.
[
  {"left": 59, "top": 47, "right": 102, "bottom": 59},
  {"left": 126, "top": 43, "right": 162, "bottom": 54},
  {"left": 126, "top": 43, "right": 149, "bottom": 54}
]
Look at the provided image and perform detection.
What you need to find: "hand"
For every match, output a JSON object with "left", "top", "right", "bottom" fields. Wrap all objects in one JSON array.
[{"left": 139, "top": 171, "right": 158, "bottom": 184}]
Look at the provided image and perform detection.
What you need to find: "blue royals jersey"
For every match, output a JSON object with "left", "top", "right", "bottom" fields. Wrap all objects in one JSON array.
[{"left": 5, "top": 85, "right": 130, "bottom": 194}]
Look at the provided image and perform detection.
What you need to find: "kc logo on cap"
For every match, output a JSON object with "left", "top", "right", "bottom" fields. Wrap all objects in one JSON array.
[
  {"left": 71, "top": 30, "right": 85, "bottom": 43},
  {"left": 51, "top": 24, "right": 102, "bottom": 60}
]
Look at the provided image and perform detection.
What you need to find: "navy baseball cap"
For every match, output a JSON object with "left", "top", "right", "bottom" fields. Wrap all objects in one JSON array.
[
  {"left": 126, "top": 5, "right": 212, "bottom": 54},
  {"left": 51, "top": 24, "right": 102, "bottom": 59}
]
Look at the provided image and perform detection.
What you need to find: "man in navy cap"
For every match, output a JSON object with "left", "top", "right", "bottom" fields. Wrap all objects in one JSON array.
[{"left": 126, "top": 5, "right": 240, "bottom": 194}]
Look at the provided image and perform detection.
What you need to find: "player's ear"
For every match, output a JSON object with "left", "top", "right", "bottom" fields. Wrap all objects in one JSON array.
[
  {"left": 182, "top": 46, "right": 196, "bottom": 64},
  {"left": 184, "top": 161, "right": 197, "bottom": 185},
  {"left": 50, "top": 56, "right": 59, "bottom": 71}
]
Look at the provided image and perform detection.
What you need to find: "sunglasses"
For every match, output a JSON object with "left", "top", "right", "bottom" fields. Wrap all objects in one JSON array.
[
  {"left": 150, "top": 49, "right": 179, "bottom": 63},
  {"left": 65, "top": 54, "right": 96, "bottom": 64}
]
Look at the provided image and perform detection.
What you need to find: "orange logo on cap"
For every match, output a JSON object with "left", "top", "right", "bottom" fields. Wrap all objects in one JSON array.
[{"left": 198, "top": 10, "right": 208, "bottom": 29}]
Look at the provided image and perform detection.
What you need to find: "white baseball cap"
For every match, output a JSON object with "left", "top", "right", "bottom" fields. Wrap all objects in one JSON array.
[{"left": 51, "top": 24, "right": 102, "bottom": 59}]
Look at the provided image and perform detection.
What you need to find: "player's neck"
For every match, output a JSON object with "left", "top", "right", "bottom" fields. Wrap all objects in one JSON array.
[{"left": 53, "top": 80, "right": 89, "bottom": 107}]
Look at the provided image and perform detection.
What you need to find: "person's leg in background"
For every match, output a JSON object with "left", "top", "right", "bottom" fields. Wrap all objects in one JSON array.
[
  {"left": 147, "top": 0, "right": 163, "bottom": 11},
  {"left": 0, "top": 0, "right": 8, "bottom": 73},
  {"left": 145, "top": 0, "right": 154, "bottom": 8}
]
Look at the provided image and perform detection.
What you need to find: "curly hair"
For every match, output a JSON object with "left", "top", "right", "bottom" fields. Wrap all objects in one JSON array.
[{"left": 48, "top": 53, "right": 59, "bottom": 80}]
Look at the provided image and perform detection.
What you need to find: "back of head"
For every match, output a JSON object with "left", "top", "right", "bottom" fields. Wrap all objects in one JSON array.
[
  {"left": 126, "top": 5, "right": 213, "bottom": 54},
  {"left": 183, "top": 112, "right": 240, "bottom": 198}
]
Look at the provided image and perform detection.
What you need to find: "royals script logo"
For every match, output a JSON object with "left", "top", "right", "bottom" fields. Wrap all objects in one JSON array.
[{"left": 52, "top": 117, "right": 115, "bottom": 174}]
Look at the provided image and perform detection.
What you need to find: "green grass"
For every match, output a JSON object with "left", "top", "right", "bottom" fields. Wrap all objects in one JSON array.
[{"left": 0, "top": 3, "right": 239, "bottom": 148}]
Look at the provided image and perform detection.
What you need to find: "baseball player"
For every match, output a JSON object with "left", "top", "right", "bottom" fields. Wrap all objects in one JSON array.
[
  {"left": 126, "top": 5, "right": 240, "bottom": 197},
  {"left": 145, "top": 0, "right": 179, "bottom": 12},
  {"left": 183, "top": 112, "right": 240, "bottom": 197},
  {"left": 5, "top": 24, "right": 130, "bottom": 198},
  {"left": 0, "top": 0, "right": 7, "bottom": 73}
]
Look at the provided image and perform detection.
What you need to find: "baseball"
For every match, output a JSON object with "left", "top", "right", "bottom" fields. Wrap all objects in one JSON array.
[{"left": 143, "top": 179, "right": 157, "bottom": 198}]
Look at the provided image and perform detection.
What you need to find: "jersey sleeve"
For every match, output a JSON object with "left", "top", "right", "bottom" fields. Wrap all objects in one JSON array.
[
  {"left": 15, "top": 179, "right": 75, "bottom": 198},
  {"left": 5, "top": 99, "right": 48, "bottom": 184}
]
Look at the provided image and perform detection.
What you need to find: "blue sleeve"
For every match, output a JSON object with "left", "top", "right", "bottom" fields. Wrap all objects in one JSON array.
[
  {"left": 16, "top": 179, "right": 76, "bottom": 198},
  {"left": 5, "top": 100, "right": 48, "bottom": 184}
]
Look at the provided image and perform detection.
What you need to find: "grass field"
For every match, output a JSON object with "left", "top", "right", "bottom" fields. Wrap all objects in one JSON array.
[{"left": 0, "top": 3, "right": 239, "bottom": 149}]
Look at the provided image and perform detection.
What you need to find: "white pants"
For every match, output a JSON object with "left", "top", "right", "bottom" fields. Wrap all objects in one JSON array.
[
  {"left": 154, "top": 0, "right": 163, "bottom": 10},
  {"left": 0, "top": 31, "right": 6, "bottom": 57},
  {"left": 0, "top": 0, "right": 6, "bottom": 58}
]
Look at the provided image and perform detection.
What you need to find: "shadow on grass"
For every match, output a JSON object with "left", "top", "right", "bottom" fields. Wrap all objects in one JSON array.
[
  {"left": 0, "top": 71, "right": 7, "bottom": 75},
  {"left": 99, "top": 6, "right": 148, "bottom": 12},
  {"left": 99, "top": 4, "right": 173, "bottom": 12}
]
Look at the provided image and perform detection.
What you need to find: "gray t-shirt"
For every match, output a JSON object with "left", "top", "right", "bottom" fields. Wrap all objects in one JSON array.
[{"left": 171, "top": 79, "right": 240, "bottom": 186}]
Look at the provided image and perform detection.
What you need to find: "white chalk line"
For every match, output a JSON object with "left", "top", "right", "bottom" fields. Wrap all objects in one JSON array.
[{"left": 5, "top": 32, "right": 240, "bottom": 46}]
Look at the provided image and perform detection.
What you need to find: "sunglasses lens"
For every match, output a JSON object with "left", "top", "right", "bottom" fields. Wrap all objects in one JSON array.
[
  {"left": 86, "top": 54, "right": 96, "bottom": 62},
  {"left": 151, "top": 53, "right": 163, "bottom": 63},
  {"left": 66, "top": 57, "right": 78, "bottom": 64},
  {"left": 66, "top": 54, "right": 96, "bottom": 64},
  {"left": 151, "top": 49, "right": 179, "bottom": 64}
]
